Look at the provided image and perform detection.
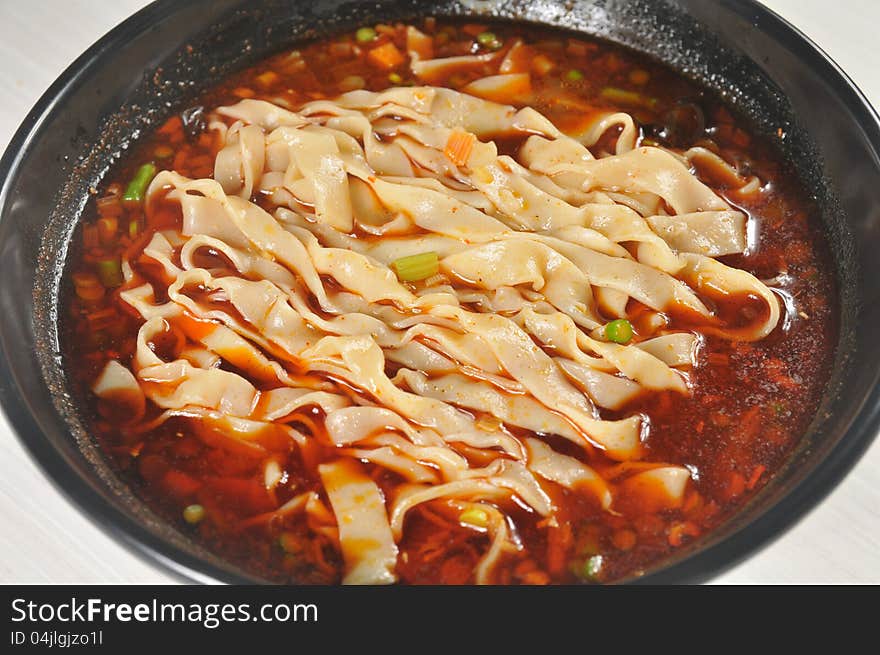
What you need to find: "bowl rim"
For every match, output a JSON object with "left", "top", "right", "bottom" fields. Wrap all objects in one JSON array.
[{"left": 1, "top": 0, "right": 879, "bottom": 585}]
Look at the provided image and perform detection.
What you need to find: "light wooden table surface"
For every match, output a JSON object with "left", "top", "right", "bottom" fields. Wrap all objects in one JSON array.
[{"left": 0, "top": 0, "right": 877, "bottom": 585}]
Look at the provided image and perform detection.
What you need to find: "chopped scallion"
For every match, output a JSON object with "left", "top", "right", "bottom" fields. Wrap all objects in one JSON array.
[
  {"left": 564, "top": 69, "right": 584, "bottom": 82},
  {"left": 600, "top": 86, "right": 659, "bottom": 110},
  {"left": 604, "top": 319, "right": 634, "bottom": 344},
  {"left": 95, "top": 258, "right": 123, "bottom": 288},
  {"left": 153, "top": 145, "right": 174, "bottom": 159},
  {"left": 629, "top": 69, "right": 650, "bottom": 85},
  {"left": 392, "top": 251, "right": 439, "bottom": 282},
  {"left": 72, "top": 272, "right": 104, "bottom": 301},
  {"left": 388, "top": 72, "right": 403, "bottom": 84},
  {"left": 122, "top": 162, "right": 157, "bottom": 205},
  {"left": 582, "top": 554, "right": 603, "bottom": 581}
]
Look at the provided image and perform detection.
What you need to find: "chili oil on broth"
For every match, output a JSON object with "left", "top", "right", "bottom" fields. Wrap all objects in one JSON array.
[{"left": 62, "top": 19, "right": 836, "bottom": 585}]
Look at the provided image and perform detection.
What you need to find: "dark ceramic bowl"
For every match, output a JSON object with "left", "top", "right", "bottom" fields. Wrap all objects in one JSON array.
[{"left": 1, "top": 0, "right": 878, "bottom": 584}]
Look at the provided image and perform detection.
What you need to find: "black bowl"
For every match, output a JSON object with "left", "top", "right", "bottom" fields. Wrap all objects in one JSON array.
[{"left": 1, "top": 0, "right": 878, "bottom": 584}]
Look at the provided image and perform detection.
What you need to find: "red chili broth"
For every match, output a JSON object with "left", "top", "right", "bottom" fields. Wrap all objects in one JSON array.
[{"left": 62, "top": 19, "right": 837, "bottom": 584}]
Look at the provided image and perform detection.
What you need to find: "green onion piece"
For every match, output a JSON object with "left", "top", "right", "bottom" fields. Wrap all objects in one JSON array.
[
  {"left": 564, "top": 69, "right": 584, "bottom": 82},
  {"left": 459, "top": 507, "right": 490, "bottom": 528},
  {"left": 477, "top": 32, "right": 502, "bottom": 49},
  {"left": 604, "top": 318, "right": 634, "bottom": 344},
  {"left": 129, "top": 219, "right": 140, "bottom": 239},
  {"left": 182, "top": 504, "right": 205, "bottom": 524},
  {"left": 582, "top": 554, "right": 603, "bottom": 581},
  {"left": 600, "top": 86, "right": 659, "bottom": 110},
  {"left": 392, "top": 251, "right": 439, "bottom": 282},
  {"left": 122, "top": 162, "right": 157, "bottom": 205},
  {"left": 356, "top": 26, "right": 378, "bottom": 43},
  {"left": 95, "top": 258, "right": 123, "bottom": 288},
  {"left": 388, "top": 72, "right": 403, "bottom": 84}
]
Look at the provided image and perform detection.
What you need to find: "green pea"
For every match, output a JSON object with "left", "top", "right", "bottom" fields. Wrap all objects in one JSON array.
[
  {"left": 182, "top": 504, "right": 205, "bottom": 524},
  {"left": 355, "top": 27, "right": 377, "bottom": 44},
  {"left": 605, "top": 319, "right": 634, "bottom": 344}
]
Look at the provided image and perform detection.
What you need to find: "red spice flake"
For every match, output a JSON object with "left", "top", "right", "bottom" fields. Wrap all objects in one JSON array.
[
  {"left": 545, "top": 522, "right": 573, "bottom": 575},
  {"left": 82, "top": 225, "right": 99, "bottom": 249},
  {"left": 738, "top": 405, "right": 763, "bottom": 443},
  {"left": 602, "top": 53, "right": 625, "bottom": 72},
  {"left": 161, "top": 469, "right": 202, "bottom": 498},
  {"left": 714, "top": 106, "right": 735, "bottom": 124},
  {"left": 633, "top": 514, "right": 665, "bottom": 539},
  {"left": 439, "top": 554, "right": 476, "bottom": 584},
  {"left": 565, "top": 39, "right": 597, "bottom": 57},
  {"left": 514, "top": 558, "right": 551, "bottom": 585},
  {"left": 746, "top": 465, "right": 767, "bottom": 490},
  {"left": 374, "top": 23, "right": 397, "bottom": 37},
  {"left": 711, "top": 412, "right": 732, "bottom": 427},
  {"left": 172, "top": 148, "right": 189, "bottom": 172},
  {"left": 785, "top": 240, "right": 811, "bottom": 265},
  {"left": 87, "top": 308, "right": 118, "bottom": 331},
  {"left": 156, "top": 115, "right": 183, "bottom": 137},
  {"left": 328, "top": 42, "right": 354, "bottom": 59},
  {"left": 171, "top": 437, "right": 202, "bottom": 459},
  {"left": 138, "top": 454, "right": 168, "bottom": 483},
  {"left": 682, "top": 490, "right": 704, "bottom": 514},
  {"left": 764, "top": 358, "right": 799, "bottom": 389},
  {"left": 706, "top": 352, "right": 730, "bottom": 366},
  {"left": 461, "top": 23, "right": 488, "bottom": 37},
  {"left": 724, "top": 472, "right": 747, "bottom": 500},
  {"left": 730, "top": 128, "right": 751, "bottom": 148},
  {"left": 197, "top": 132, "right": 215, "bottom": 149},
  {"left": 667, "top": 521, "right": 700, "bottom": 547},
  {"left": 611, "top": 528, "right": 637, "bottom": 551},
  {"left": 96, "top": 194, "right": 123, "bottom": 217}
]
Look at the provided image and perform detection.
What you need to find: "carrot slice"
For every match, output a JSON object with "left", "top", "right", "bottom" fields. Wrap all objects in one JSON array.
[
  {"left": 367, "top": 42, "right": 405, "bottom": 70},
  {"left": 161, "top": 470, "right": 202, "bottom": 498},
  {"left": 444, "top": 131, "right": 476, "bottom": 166}
]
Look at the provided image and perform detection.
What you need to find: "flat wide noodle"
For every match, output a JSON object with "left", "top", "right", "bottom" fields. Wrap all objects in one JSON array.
[
  {"left": 106, "top": 83, "right": 779, "bottom": 584},
  {"left": 319, "top": 460, "right": 399, "bottom": 585}
]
